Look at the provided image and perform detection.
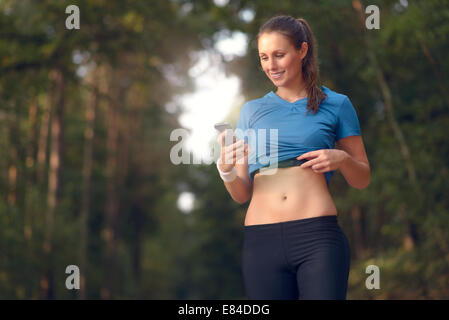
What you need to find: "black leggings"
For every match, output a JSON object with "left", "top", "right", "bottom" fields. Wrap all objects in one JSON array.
[{"left": 242, "top": 215, "right": 350, "bottom": 300}]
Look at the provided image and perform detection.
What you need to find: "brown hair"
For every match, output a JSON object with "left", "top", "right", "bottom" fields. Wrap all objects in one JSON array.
[{"left": 256, "top": 15, "right": 327, "bottom": 115}]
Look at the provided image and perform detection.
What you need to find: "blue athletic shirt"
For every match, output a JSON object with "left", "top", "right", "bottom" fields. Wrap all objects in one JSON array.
[{"left": 235, "top": 85, "right": 361, "bottom": 186}]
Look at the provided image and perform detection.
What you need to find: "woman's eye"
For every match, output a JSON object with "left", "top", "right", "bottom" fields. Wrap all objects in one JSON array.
[{"left": 261, "top": 55, "right": 283, "bottom": 61}]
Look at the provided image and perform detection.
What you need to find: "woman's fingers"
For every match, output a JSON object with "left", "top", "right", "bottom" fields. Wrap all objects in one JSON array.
[
  {"left": 223, "top": 141, "right": 246, "bottom": 164},
  {"left": 235, "top": 145, "right": 248, "bottom": 164},
  {"left": 219, "top": 130, "right": 237, "bottom": 146},
  {"left": 225, "top": 140, "right": 245, "bottom": 155},
  {"left": 230, "top": 139, "right": 245, "bottom": 150},
  {"left": 223, "top": 147, "right": 244, "bottom": 162},
  {"left": 217, "top": 131, "right": 243, "bottom": 148},
  {"left": 223, "top": 139, "right": 244, "bottom": 155}
]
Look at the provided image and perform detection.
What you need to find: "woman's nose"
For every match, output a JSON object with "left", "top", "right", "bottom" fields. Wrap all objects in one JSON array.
[{"left": 268, "top": 59, "right": 278, "bottom": 70}]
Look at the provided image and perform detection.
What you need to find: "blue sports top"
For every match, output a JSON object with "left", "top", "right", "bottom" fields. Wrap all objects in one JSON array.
[{"left": 234, "top": 85, "right": 361, "bottom": 186}]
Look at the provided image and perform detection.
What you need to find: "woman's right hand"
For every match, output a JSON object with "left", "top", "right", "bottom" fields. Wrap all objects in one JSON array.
[{"left": 216, "top": 130, "right": 248, "bottom": 172}]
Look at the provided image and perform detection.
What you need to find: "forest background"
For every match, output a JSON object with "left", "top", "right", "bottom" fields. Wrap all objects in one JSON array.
[{"left": 1, "top": 0, "right": 448, "bottom": 299}]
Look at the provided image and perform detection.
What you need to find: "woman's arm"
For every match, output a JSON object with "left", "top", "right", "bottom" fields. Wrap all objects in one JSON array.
[
  {"left": 223, "top": 173, "right": 253, "bottom": 204},
  {"left": 216, "top": 131, "right": 253, "bottom": 204},
  {"left": 336, "top": 135, "right": 370, "bottom": 190},
  {"left": 222, "top": 150, "right": 253, "bottom": 204}
]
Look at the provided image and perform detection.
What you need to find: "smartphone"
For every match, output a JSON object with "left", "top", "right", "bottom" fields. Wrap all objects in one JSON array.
[{"left": 214, "top": 122, "right": 236, "bottom": 146}]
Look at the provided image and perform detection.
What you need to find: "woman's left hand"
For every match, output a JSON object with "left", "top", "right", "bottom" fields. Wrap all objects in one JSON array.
[{"left": 296, "top": 149, "right": 348, "bottom": 173}]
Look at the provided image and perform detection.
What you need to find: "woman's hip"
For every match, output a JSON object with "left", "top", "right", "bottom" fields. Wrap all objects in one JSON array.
[{"left": 242, "top": 215, "right": 350, "bottom": 267}]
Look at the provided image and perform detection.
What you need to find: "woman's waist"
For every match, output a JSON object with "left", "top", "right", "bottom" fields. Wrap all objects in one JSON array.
[
  {"left": 250, "top": 157, "right": 309, "bottom": 180},
  {"left": 250, "top": 171, "right": 335, "bottom": 217},
  {"left": 252, "top": 163, "right": 328, "bottom": 194},
  {"left": 249, "top": 189, "right": 335, "bottom": 214}
]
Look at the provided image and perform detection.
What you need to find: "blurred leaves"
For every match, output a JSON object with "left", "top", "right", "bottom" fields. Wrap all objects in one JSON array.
[{"left": 0, "top": 0, "right": 448, "bottom": 299}]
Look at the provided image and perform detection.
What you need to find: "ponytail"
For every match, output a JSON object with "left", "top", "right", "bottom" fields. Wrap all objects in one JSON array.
[{"left": 296, "top": 18, "right": 327, "bottom": 115}]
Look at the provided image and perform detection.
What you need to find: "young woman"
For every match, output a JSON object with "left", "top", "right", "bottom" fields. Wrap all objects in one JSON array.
[{"left": 216, "top": 15, "right": 370, "bottom": 300}]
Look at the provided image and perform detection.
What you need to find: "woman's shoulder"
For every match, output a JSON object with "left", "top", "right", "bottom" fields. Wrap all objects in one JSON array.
[
  {"left": 241, "top": 92, "right": 271, "bottom": 112},
  {"left": 321, "top": 85, "right": 350, "bottom": 107},
  {"left": 247, "top": 91, "right": 272, "bottom": 105}
]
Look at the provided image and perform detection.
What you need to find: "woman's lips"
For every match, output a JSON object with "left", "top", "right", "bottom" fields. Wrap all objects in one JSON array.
[{"left": 271, "top": 71, "right": 285, "bottom": 79}]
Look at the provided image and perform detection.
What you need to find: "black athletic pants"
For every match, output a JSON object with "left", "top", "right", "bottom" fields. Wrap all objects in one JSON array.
[{"left": 242, "top": 215, "right": 350, "bottom": 300}]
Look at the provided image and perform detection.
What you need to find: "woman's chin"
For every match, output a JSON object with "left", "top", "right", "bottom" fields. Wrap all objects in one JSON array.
[
  {"left": 272, "top": 78, "right": 285, "bottom": 85},
  {"left": 272, "top": 79, "right": 288, "bottom": 87}
]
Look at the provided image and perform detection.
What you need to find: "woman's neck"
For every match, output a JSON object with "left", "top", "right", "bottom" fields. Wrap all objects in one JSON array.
[{"left": 275, "top": 84, "right": 308, "bottom": 103}]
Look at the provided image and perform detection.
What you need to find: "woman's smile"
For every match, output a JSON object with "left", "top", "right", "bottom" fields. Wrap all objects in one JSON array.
[{"left": 271, "top": 71, "right": 285, "bottom": 79}]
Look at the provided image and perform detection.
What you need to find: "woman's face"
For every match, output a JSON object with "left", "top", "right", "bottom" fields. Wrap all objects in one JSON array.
[{"left": 257, "top": 32, "right": 307, "bottom": 87}]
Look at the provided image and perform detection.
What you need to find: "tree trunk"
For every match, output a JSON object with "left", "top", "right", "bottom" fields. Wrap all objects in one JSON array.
[
  {"left": 7, "top": 160, "right": 17, "bottom": 206},
  {"left": 102, "top": 71, "right": 120, "bottom": 300},
  {"left": 78, "top": 76, "right": 98, "bottom": 300},
  {"left": 24, "top": 99, "right": 38, "bottom": 240},
  {"left": 37, "top": 95, "right": 50, "bottom": 185},
  {"left": 42, "top": 70, "right": 65, "bottom": 299},
  {"left": 131, "top": 204, "right": 143, "bottom": 299},
  {"left": 351, "top": 205, "right": 365, "bottom": 258},
  {"left": 7, "top": 112, "right": 19, "bottom": 206},
  {"left": 417, "top": 35, "right": 449, "bottom": 107}
]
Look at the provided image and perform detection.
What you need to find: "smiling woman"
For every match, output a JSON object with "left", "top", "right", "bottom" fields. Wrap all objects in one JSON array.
[
  {"left": 256, "top": 18, "right": 327, "bottom": 113},
  {"left": 215, "top": 14, "right": 370, "bottom": 300}
]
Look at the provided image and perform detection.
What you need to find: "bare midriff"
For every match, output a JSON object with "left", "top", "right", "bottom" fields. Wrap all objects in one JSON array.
[{"left": 244, "top": 166, "right": 338, "bottom": 226}]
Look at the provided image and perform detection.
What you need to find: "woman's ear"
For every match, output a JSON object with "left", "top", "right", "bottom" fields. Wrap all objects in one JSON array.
[{"left": 300, "top": 42, "right": 308, "bottom": 59}]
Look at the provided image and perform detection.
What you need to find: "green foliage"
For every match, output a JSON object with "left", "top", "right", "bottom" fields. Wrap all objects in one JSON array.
[{"left": 0, "top": 0, "right": 448, "bottom": 299}]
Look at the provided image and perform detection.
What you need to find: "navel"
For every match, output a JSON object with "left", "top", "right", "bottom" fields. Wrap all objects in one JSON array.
[{"left": 282, "top": 194, "right": 287, "bottom": 201}]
